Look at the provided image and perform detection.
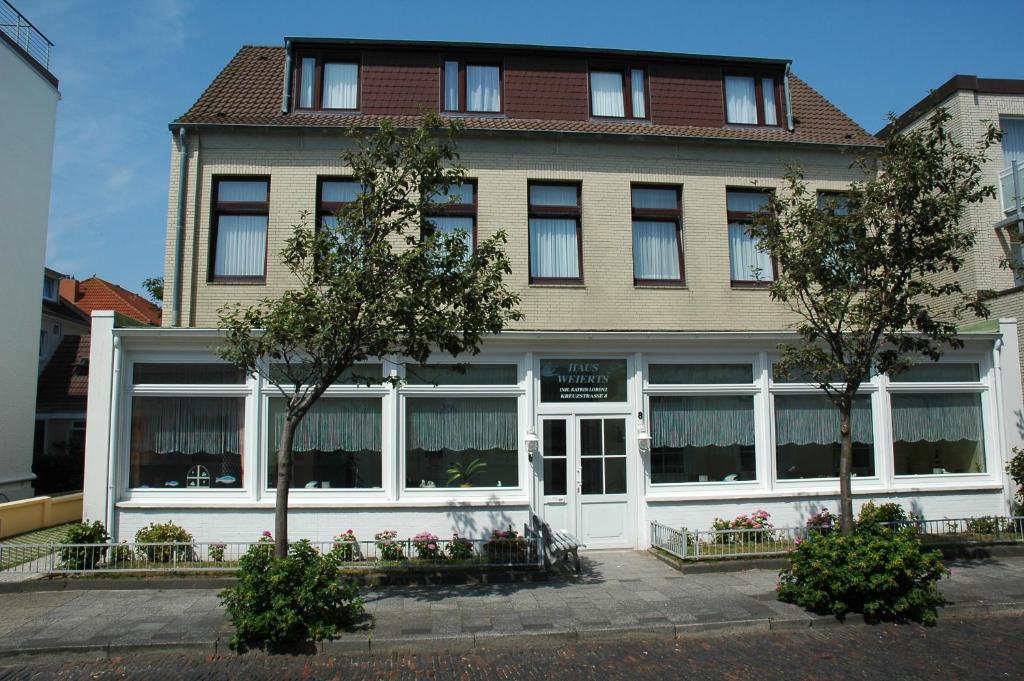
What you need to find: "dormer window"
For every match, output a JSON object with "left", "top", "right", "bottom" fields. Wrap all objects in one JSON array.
[
  {"left": 42, "top": 274, "right": 57, "bottom": 301},
  {"left": 296, "top": 55, "right": 359, "bottom": 110},
  {"left": 589, "top": 67, "right": 647, "bottom": 119},
  {"left": 443, "top": 61, "right": 501, "bottom": 113},
  {"left": 725, "top": 75, "right": 780, "bottom": 126}
]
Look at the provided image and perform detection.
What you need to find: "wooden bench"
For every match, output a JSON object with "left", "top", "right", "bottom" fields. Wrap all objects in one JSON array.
[{"left": 529, "top": 514, "right": 584, "bottom": 574}]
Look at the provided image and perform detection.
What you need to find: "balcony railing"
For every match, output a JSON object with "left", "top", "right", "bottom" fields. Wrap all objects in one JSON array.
[
  {"left": 1000, "top": 162, "right": 1023, "bottom": 216},
  {"left": 0, "top": 0, "right": 53, "bottom": 71}
]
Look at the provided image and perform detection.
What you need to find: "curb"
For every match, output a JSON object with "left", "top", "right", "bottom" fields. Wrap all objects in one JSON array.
[{"left": 4, "top": 603, "right": 1021, "bottom": 663}]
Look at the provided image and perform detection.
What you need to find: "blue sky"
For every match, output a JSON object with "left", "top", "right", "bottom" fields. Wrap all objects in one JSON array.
[{"left": 19, "top": 0, "right": 1024, "bottom": 297}]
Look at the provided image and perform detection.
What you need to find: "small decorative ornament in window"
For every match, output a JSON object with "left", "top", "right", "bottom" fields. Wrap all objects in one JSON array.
[{"left": 187, "top": 465, "right": 211, "bottom": 488}]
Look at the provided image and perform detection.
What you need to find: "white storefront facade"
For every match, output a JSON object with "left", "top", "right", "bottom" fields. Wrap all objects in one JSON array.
[{"left": 82, "top": 312, "right": 1024, "bottom": 548}]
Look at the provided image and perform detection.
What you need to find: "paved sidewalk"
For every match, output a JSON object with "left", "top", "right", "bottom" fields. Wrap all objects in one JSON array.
[{"left": 0, "top": 551, "right": 1022, "bottom": 657}]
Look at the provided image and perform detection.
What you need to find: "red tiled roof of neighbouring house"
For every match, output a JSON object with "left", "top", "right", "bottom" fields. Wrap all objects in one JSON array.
[
  {"left": 36, "top": 335, "right": 89, "bottom": 414},
  {"left": 61, "top": 276, "right": 162, "bottom": 326},
  {"left": 173, "top": 45, "right": 880, "bottom": 148}
]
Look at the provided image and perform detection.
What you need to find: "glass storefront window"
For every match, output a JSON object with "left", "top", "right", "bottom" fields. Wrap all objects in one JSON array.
[
  {"left": 774, "top": 394, "right": 874, "bottom": 479},
  {"left": 540, "top": 359, "right": 627, "bottom": 402},
  {"left": 892, "top": 393, "right": 985, "bottom": 474},
  {"left": 649, "top": 395, "right": 756, "bottom": 483},
  {"left": 648, "top": 363, "right": 752, "bottom": 384}
]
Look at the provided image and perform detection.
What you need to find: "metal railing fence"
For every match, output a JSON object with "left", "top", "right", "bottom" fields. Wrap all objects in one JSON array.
[
  {"left": 0, "top": 536, "right": 544, "bottom": 575},
  {"left": 0, "top": 0, "right": 53, "bottom": 69},
  {"left": 651, "top": 515, "right": 1024, "bottom": 561}
]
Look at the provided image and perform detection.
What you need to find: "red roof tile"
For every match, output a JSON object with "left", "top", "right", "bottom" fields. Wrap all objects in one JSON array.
[
  {"left": 174, "top": 46, "right": 880, "bottom": 148},
  {"left": 62, "top": 277, "right": 161, "bottom": 326}
]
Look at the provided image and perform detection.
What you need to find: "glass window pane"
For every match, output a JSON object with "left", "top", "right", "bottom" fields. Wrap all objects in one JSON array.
[
  {"left": 590, "top": 71, "right": 624, "bottom": 117},
  {"left": 762, "top": 78, "right": 777, "bottom": 125},
  {"left": 466, "top": 65, "right": 500, "bottom": 112},
  {"left": 633, "top": 221, "right": 681, "bottom": 280},
  {"left": 891, "top": 363, "right": 980, "bottom": 382},
  {"left": 299, "top": 57, "right": 315, "bottom": 108},
  {"left": 581, "top": 458, "right": 603, "bottom": 494},
  {"left": 405, "top": 397, "right": 518, "bottom": 488},
  {"left": 728, "top": 223, "right": 771, "bottom": 281},
  {"left": 129, "top": 396, "right": 244, "bottom": 489},
  {"left": 268, "top": 398, "right": 382, "bottom": 489},
  {"left": 543, "top": 420, "right": 566, "bottom": 458},
  {"left": 631, "top": 187, "right": 677, "bottom": 209},
  {"left": 529, "top": 184, "right": 577, "bottom": 207},
  {"left": 426, "top": 216, "right": 474, "bottom": 253},
  {"left": 604, "top": 419, "right": 626, "bottom": 456},
  {"left": 214, "top": 215, "right": 267, "bottom": 277},
  {"left": 321, "top": 180, "right": 361, "bottom": 203},
  {"left": 217, "top": 181, "right": 268, "bottom": 203},
  {"left": 322, "top": 63, "right": 358, "bottom": 109},
  {"left": 267, "top": 362, "right": 383, "bottom": 386},
  {"left": 133, "top": 363, "right": 246, "bottom": 384},
  {"left": 725, "top": 76, "right": 757, "bottom": 124},
  {"left": 404, "top": 363, "right": 517, "bottom": 385},
  {"left": 631, "top": 69, "right": 646, "bottom": 118},
  {"left": 539, "top": 359, "right": 628, "bottom": 402},
  {"left": 817, "top": 192, "right": 850, "bottom": 215},
  {"left": 892, "top": 393, "right": 985, "bottom": 474},
  {"left": 775, "top": 395, "right": 874, "bottom": 479},
  {"left": 580, "top": 419, "right": 602, "bottom": 456},
  {"left": 605, "top": 457, "right": 627, "bottom": 494},
  {"left": 726, "top": 191, "right": 770, "bottom": 213},
  {"left": 444, "top": 60, "right": 459, "bottom": 110},
  {"left": 648, "top": 364, "right": 752, "bottom": 384},
  {"left": 430, "top": 182, "right": 474, "bottom": 205},
  {"left": 543, "top": 458, "right": 567, "bottom": 496},
  {"left": 530, "top": 218, "right": 579, "bottom": 278},
  {"left": 650, "top": 396, "right": 756, "bottom": 483}
]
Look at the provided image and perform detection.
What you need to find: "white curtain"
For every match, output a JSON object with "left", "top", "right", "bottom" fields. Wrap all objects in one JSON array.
[
  {"left": 322, "top": 63, "right": 358, "bottom": 109},
  {"left": 633, "top": 221, "right": 680, "bottom": 280},
  {"left": 215, "top": 215, "right": 266, "bottom": 276},
  {"left": 725, "top": 76, "right": 757, "bottom": 124},
  {"left": 299, "top": 57, "right": 315, "bottom": 108},
  {"left": 428, "top": 216, "right": 473, "bottom": 252},
  {"left": 321, "top": 180, "right": 361, "bottom": 203},
  {"left": 631, "top": 69, "right": 646, "bottom": 118},
  {"left": 1002, "top": 117, "right": 1024, "bottom": 168},
  {"left": 591, "top": 71, "right": 624, "bottom": 117},
  {"left": 775, "top": 395, "right": 874, "bottom": 446},
  {"left": 530, "top": 218, "right": 579, "bottom": 278},
  {"left": 406, "top": 397, "right": 517, "bottom": 451},
  {"left": 466, "top": 65, "right": 500, "bottom": 112},
  {"left": 529, "top": 184, "right": 577, "bottom": 206},
  {"left": 728, "top": 223, "right": 771, "bottom": 281},
  {"left": 218, "top": 181, "right": 267, "bottom": 202},
  {"left": 762, "top": 78, "right": 778, "bottom": 125},
  {"left": 891, "top": 394, "right": 983, "bottom": 443},
  {"left": 632, "top": 187, "right": 677, "bottom": 209},
  {"left": 651, "top": 396, "right": 755, "bottom": 448},
  {"left": 269, "top": 398, "right": 382, "bottom": 453},
  {"left": 444, "top": 61, "right": 459, "bottom": 110},
  {"left": 132, "top": 397, "right": 243, "bottom": 455}
]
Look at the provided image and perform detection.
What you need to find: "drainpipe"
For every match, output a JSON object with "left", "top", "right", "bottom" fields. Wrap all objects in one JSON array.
[
  {"left": 281, "top": 39, "right": 293, "bottom": 113},
  {"left": 170, "top": 127, "right": 188, "bottom": 327},
  {"left": 783, "top": 62, "right": 795, "bottom": 132},
  {"left": 105, "top": 335, "right": 122, "bottom": 538}
]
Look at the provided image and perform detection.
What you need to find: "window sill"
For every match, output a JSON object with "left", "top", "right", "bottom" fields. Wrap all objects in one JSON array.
[
  {"left": 441, "top": 111, "right": 506, "bottom": 119},
  {"left": 730, "top": 280, "right": 773, "bottom": 289},
  {"left": 588, "top": 116, "right": 652, "bottom": 125},
  {"left": 294, "top": 108, "right": 362, "bottom": 115},
  {"left": 529, "top": 281, "right": 585, "bottom": 288},
  {"left": 207, "top": 278, "right": 266, "bottom": 286},
  {"left": 116, "top": 495, "right": 531, "bottom": 510},
  {"left": 635, "top": 280, "right": 687, "bottom": 289}
]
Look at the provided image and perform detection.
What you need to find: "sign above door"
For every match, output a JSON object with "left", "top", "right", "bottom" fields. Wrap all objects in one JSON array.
[{"left": 539, "top": 359, "right": 628, "bottom": 402}]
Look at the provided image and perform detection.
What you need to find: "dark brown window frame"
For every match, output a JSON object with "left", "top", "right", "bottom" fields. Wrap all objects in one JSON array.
[
  {"left": 208, "top": 176, "right": 271, "bottom": 283},
  {"left": 527, "top": 181, "right": 584, "bottom": 285},
  {"left": 440, "top": 57, "right": 504, "bottom": 115},
  {"left": 422, "top": 179, "right": 478, "bottom": 251},
  {"left": 316, "top": 176, "right": 361, "bottom": 229},
  {"left": 726, "top": 188, "right": 777, "bottom": 287},
  {"left": 723, "top": 71, "right": 784, "bottom": 127},
  {"left": 293, "top": 50, "right": 361, "bottom": 112},
  {"left": 631, "top": 184, "right": 685, "bottom": 286},
  {"left": 587, "top": 64, "right": 649, "bottom": 120}
]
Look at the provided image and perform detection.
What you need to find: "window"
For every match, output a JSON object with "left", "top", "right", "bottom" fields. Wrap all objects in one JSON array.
[
  {"left": 42, "top": 275, "right": 57, "bottom": 301},
  {"left": 267, "top": 397, "right": 382, "bottom": 489},
  {"left": 999, "top": 117, "right": 1024, "bottom": 214},
  {"left": 128, "top": 362, "right": 247, "bottom": 490},
  {"left": 648, "top": 363, "right": 752, "bottom": 384},
  {"left": 589, "top": 68, "right": 647, "bottom": 119},
  {"left": 650, "top": 395, "right": 756, "bottom": 483},
  {"left": 424, "top": 181, "right": 476, "bottom": 254},
  {"left": 442, "top": 61, "right": 501, "bottom": 113},
  {"left": 404, "top": 363, "right": 517, "bottom": 385},
  {"left": 580, "top": 418, "right": 627, "bottom": 494},
  {"left": 38, "top": 330, "right": 45, "bottom": 358},
  {"left": 210, "top": 178, "right": 269, "bottom": 281},
  {"left": 405, "top": 397, "right": 519, "bottom": 488},
  {"left": 318, "top": 178, "right": 362, "bottom": 229},
  {"left": 817, "top": 191, "right": 850, "bottom": 215},
  {"left": 631, "top": 185, "right": 683, "bottom": 284},
  {"left": 774, "top": 394, "right": 874, "bottom": 479},
  {"left": 528, "top": 183, "right": 582, "bottom": 283},
  {"left": 727, "top": 189, "right": 774, "bottom": 283},
  {"left": 296, "top": 56, "right": 359, "bottom": 110},
  {"left": 725, "top": 75, "right": 780, "bottom": 126}
]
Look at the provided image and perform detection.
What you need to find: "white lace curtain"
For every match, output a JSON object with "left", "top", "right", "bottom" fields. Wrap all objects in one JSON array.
[
  {"left": 891, "top": 393, "right": 983, "bottom": 443},
  {"left": 651, "top": 396, "right": 755, "bottom": 449},
  {"left": 269, "top": 398, "right": 382, "bottom": 453},
  {"left": 406, "top": 397, "right": 517, "bottom": 451},
  {"left": 132, "top": 396, "right": 243, "bottom": 455},
  {"left": 775, "top": 395, "right": 874, "bottom": 446}
]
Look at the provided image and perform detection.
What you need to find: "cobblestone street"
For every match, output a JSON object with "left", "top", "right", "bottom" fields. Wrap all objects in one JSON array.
[{"left": 1, "top": 613, "right": 1021, "bottom": 680}]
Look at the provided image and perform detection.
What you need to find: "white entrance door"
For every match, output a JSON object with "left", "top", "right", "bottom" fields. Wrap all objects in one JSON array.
[{"left": 538, "top": 414, "right": 633, "bottom": 549}]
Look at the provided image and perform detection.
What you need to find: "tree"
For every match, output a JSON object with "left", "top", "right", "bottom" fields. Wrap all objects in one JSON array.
[
  {"left": 142, "top": 276, "right": 163, "bottom": 304},
  {"left": 217, "top": 114, "right": 522, "bottom": 557},
  {"left": 750, "top": 109, "right": 999, "bottom": 534}
]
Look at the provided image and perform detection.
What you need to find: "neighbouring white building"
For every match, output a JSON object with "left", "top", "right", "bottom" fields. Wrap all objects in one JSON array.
[
  {"left": 0, "top": 2, "right": 58, "bottom": 501},
  {"left": 83, "top": 38, "right": 1024, "bottom": 548}
]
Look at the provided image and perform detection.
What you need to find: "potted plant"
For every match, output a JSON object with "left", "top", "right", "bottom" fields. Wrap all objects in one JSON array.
[
  {"left": 483, "top": 526, "right": 530, "bottom": 563},
  {"left": 447, "top": 458, "right": 487, "bottom": 487}
]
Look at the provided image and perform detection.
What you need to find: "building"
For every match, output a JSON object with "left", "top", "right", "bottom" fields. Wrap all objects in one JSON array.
[
  {"left": 0, "top": 3, "right": 58, "bottom": 502},
  {"left": 35, "top": 274, "right": 160, "bottom": 495},
  {"left": 82, "top": 39, "right": 1024, "bottom": 548}
]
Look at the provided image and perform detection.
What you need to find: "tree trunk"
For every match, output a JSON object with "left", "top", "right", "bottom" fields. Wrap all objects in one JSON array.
[
  {"left": 838, "top": 407, "right": 854, "bottom": 535},
  {"left": 274, "top": 414, "right": 298, "bottom": 559}
]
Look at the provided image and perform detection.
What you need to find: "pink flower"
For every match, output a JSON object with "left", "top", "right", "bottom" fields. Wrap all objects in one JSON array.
[{"left": 261, "top": 530, "right": 272, "bottom": 538}]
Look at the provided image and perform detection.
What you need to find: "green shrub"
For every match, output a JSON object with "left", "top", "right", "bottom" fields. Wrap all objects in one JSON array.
[
  {"left": 857, "top": 501, "right": 912, "bottom": 528},
  {"left": 447, "top": 534, "right": 475, "bottom": 561},
  {"left": 1008, "top": 447, "right": 1024, "bottom": 508},
  {"left": 108, "top": 542, "right": 135, "bottom": 567},
  {"left": 134, "top": 521, "right": 195, "bottom": 563},
  {"left": 777, "top": 523, "right": 948, "bottom": 625},
  {"left": 220, "top": 539, "right": 364, "bottom": 653},
  {"left": 59, "top": 520, "right": 109, "bottom": 570}
]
